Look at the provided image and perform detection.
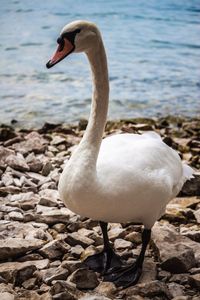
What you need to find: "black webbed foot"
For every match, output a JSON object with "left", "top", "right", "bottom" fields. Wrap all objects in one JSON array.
[
  {"left": 103, "top": 261, "right": 142, "bottom": 288},
  {"left": 83, "top": 247, "right": 124, "bottom": 274}
]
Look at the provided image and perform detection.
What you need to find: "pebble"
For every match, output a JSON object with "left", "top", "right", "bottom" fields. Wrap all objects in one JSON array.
[{"left": 68, "top": 268, "right": 99, "bottom": 289}]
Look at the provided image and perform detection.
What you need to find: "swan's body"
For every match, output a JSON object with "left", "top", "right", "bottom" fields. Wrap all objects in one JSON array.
[
  {"left": 47, "top": 20, "right": 194, "bottom": 287},
  {"left": 59, "top": 131, "right": 192, "bottom": 228}
]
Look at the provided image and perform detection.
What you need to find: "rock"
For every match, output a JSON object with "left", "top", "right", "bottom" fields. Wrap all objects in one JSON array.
[
  {"left": 38, "top": 267, "right": 69, "bottom": 285},
  {"left": 167, "top": 282, "right": 185, "bottom": 298},
  {"left": 172, "top": 297, "right": 190, "bottom": 300},
  {"left": 194, "top": 209, "right": 200, "bottom": 223},
  {"left": 52, "top": 223, "right": 66, "bottom": 233},
  {"left": 1, "top": 172, "right": 14, "bottom": 186},
  {"left": 70, "top": 245, "right": 84, "bottom": 258},
  {"left": 0, "top": 261, "right": 37, "bottom": 284},
  {"left": 170, "top": 273, "right": 189, "bottom": 285},
  {"left": 39, "top": 240, "right": 70, "bottom": 260},
  {"left": 8, "top": 211, "right": 24, "bottom": 221},
  {"left": 0, "top": 186, "right": 21, "bottom": 196},
  {"left": 125, "top": 231, "right": 141, "bottom": 244},
  {"left": 66, "top": 232, "right": 94, "bottom": 248},
  {"left": 12, "top": 131, "right": 47, "bottom": 155},
  {"left": 95, "top": 281, "right": 116, "bottom": 298},
  {"left": 39, "top": 188, "right": 60, "bottom": 201},
  {"left": 131, "top": 123, "right": 153, "bottom": 131},
  {"left": 35, "top": 208, "right": 74, "bottom": 225},
  {"left": 5, "top": 154, "right": 30, "bottom": 171},
  {"left": 138, "top": 257, "right": 157, "bottom": 283},
  {"left": 38, "top": 197, "right": 58, "bottom": 207},
  {"left": 80, "top": 295, "right": 112, "bottom": 300},
  {"left": 61, "top": 260, "right": 82, "bottom": 273},
  {"left": 190, "top": 267, "right": 200, "bottom": 275},
  {"left": 0, "top": 126, "right": 16, "bottom": 141},
  {"left": 68, "top": 268, "right": 99, "bottom": 289},
  {"left": 41, "top": 161, "right": 53, "bottom": 176},
  {"left": 0, "top": 292, "right": 15, "bottom": 300},
  {"left": 157, "top": 270, "right": 171, "bottom": 282},
  {"left": 170, "top": 197, "right": 200, "bottom": 209},
  {"left": 114, "top": 238, "right": 133, "bottom": 250},
  {"left": 180, "top": 225, "right": 200, "bottom": 242},
  {"left": 152, "top": 222, "right": 198, "bottom": 273},
  {"left": 189, "top": 273, "right": 200, "bottom": 289},
  {"left": 0, "top": 147, "right": 15, "bottom": 163},
  {"left": 119, "top": 280, "right": 172, "bottom": 299},
  {"left": 180, "top": 174, "right": 200, "bottom": 196},
  {"left": 0, "top": 283, "right": 17, "bottom": 300},
  {"left": 78, "top": 119, "right": 88, "bottom": 131},
  {"left": 0, "top": 238, "right": 45, "bottom": 261},
  {"left": 51, "top": 135, "right": 66, "bottom": 146},
  {"left": 163, "top": 203, "right": 187, "bottom": 223},
  {"left": 50, "top": 280, "right": 77, "bottom": 299},
  {"left": 108, "top": 225, "right": 126, "bottom": 241}
]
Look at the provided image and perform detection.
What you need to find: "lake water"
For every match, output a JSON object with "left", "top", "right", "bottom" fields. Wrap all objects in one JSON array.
[{"left": 0, "top": 0, "right": 200, "bottom": 127}]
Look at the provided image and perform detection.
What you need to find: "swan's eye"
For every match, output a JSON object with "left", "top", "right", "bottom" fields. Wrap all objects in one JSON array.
[
  {"left": 61, "top": 29, "right": 81, "bottom": 45},
  {"left": 57, "top": 37, "right": 65, "bottom": 52}
]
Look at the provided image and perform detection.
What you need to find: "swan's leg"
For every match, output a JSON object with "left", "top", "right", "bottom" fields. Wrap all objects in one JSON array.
[
  {"left": 104, "top": 228, "right": 151, "bottom": 288},
  {"left": 84, "top": 221, "right": 124, "bottom": 273}
]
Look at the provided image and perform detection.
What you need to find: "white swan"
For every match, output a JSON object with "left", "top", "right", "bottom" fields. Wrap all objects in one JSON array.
[{"left": 46, "top": 20, "right": 194, "bottom": 287}]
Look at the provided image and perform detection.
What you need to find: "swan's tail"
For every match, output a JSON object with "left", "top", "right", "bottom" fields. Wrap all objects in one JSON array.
[{"left": 182, "top": 163, "right": 194, "bottom": 181}]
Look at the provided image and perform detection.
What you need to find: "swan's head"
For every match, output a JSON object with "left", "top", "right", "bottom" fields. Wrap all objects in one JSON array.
[{"left": 46, "top": 20, "right": 100, "bottom": 68}]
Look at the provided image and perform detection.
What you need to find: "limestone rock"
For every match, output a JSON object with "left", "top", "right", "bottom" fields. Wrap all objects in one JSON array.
[
  {"left": 50, "top": 280, "right": 77, "bottom": 300},
  {"left": 39, "top": 240, "right": 70, "bottom": 260},
  {"left": 22, "top": 277, "right": 38, "bottom": 289},
  {"left": 68, "top": 268, "right": 99, "bottom": 289},
  {"left": 0, "top": 292, "right": 15, "bottom": 300},
  {"left": 138, "top": 257, "right": 157, "bottom": 283},
  {"left": 0, "top": 261, "right": 39, "bottom": 284},
  {"left": 114, "top": 238, "right": 132, "bottom": 250},
  {"left": 35, "top": 208, "right": 73, "bottom": 225},
  {"left": 5, "top": 154, "right": 30, "bottom": 172},
  {"left": 194, "top": 209, "right": 200, "bottom": 223},
  {"left": 152, "top": 222, "right": 198, "bottom": 273},
  {"left": 189, "top": 273, "right": 200, "bottom": 289},
  {"left": 0, "top": 147, "right": 15, "bottom": 165},
  {"left": 119, "top": 280, "right": 172, "bottom": 299},
  {"left": 66, "top": 232, "right": 94, "bottom": 248},
  {"left": 0, "top": 238, "right": 45, "bottom": 261},
  {"left": 12, "top": 131, "right": 47, "bottom": 155},
  {"left": 61, "top": 260, "right": 81, "bottom": 274},
  {"left": 167, "top": 282, "right": 185, "bottom": 298},
  {"left": 180, "top": 225, "right": 200, "bottom": 242},
  {"left": 180, "top": 174, "right": 200, "bottom": 196},
  {"left": 80, "top": 296, "right": 112, "bottom": 300},
  {"left": 38, "top": 197, "right": 59, "bottom": 207},
  {"left": 95, "top": 281, "right": 116, "bottom": 298},
  {"left": 38, "top": 267, "right": 69, "bottom": 284}
]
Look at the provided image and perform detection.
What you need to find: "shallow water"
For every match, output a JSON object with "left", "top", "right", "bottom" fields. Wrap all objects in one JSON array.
[{"left": 0, "top": 0, "right": 200, "bottom": 127}]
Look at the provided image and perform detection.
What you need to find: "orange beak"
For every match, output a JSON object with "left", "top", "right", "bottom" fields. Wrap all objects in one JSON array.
[{"left": 46, "top": 38, "right": 74, "bottom": 68}]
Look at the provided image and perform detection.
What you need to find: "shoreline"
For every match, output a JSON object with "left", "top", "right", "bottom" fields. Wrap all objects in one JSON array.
[{"left": 0, "top": 115, "right": 200, "bottom": 299}]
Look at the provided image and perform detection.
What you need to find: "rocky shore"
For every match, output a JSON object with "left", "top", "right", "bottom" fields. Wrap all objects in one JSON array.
[{"left": 0, "top": 116, "right": 200, "bottom": 300}]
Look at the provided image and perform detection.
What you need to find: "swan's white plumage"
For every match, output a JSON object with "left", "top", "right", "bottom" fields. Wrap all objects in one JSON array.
[
  {"left": 57, "top": 20, "right": 194, "bottom": 230},
  {"left": 59, "top": 131, "right": 193, "bottom": 228}
]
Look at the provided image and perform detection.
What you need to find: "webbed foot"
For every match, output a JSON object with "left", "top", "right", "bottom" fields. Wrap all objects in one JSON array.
[
  {"left": 84, "top": 247, "right": 124, "bottom": 274},
  {"left": 103, "top": 262, "right": 142, "bottom": 288}
]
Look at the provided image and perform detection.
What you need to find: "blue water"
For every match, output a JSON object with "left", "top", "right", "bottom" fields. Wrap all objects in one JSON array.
[{"left": 0, "top": 0, "right": 200, "bottom": 127}]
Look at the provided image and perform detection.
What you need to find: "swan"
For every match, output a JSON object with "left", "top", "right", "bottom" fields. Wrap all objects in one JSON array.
[{"left": 46, "top": 20, "right": 194, "bottom": 287}]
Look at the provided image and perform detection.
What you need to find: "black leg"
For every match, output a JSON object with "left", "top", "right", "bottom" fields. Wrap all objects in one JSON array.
[
  {"left": 84, "top": 221, "right": 124, "bottom": 273},
  {"left": 100, "top": 221, "right": 110, "bottom": 250},
  {"left": 104, "top": 228, "right": 151, "bottom": 288}
]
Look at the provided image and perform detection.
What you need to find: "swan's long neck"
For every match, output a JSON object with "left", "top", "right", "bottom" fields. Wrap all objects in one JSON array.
[{"left": 70, "top": 37, "right": 109, "bottom": 171}]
